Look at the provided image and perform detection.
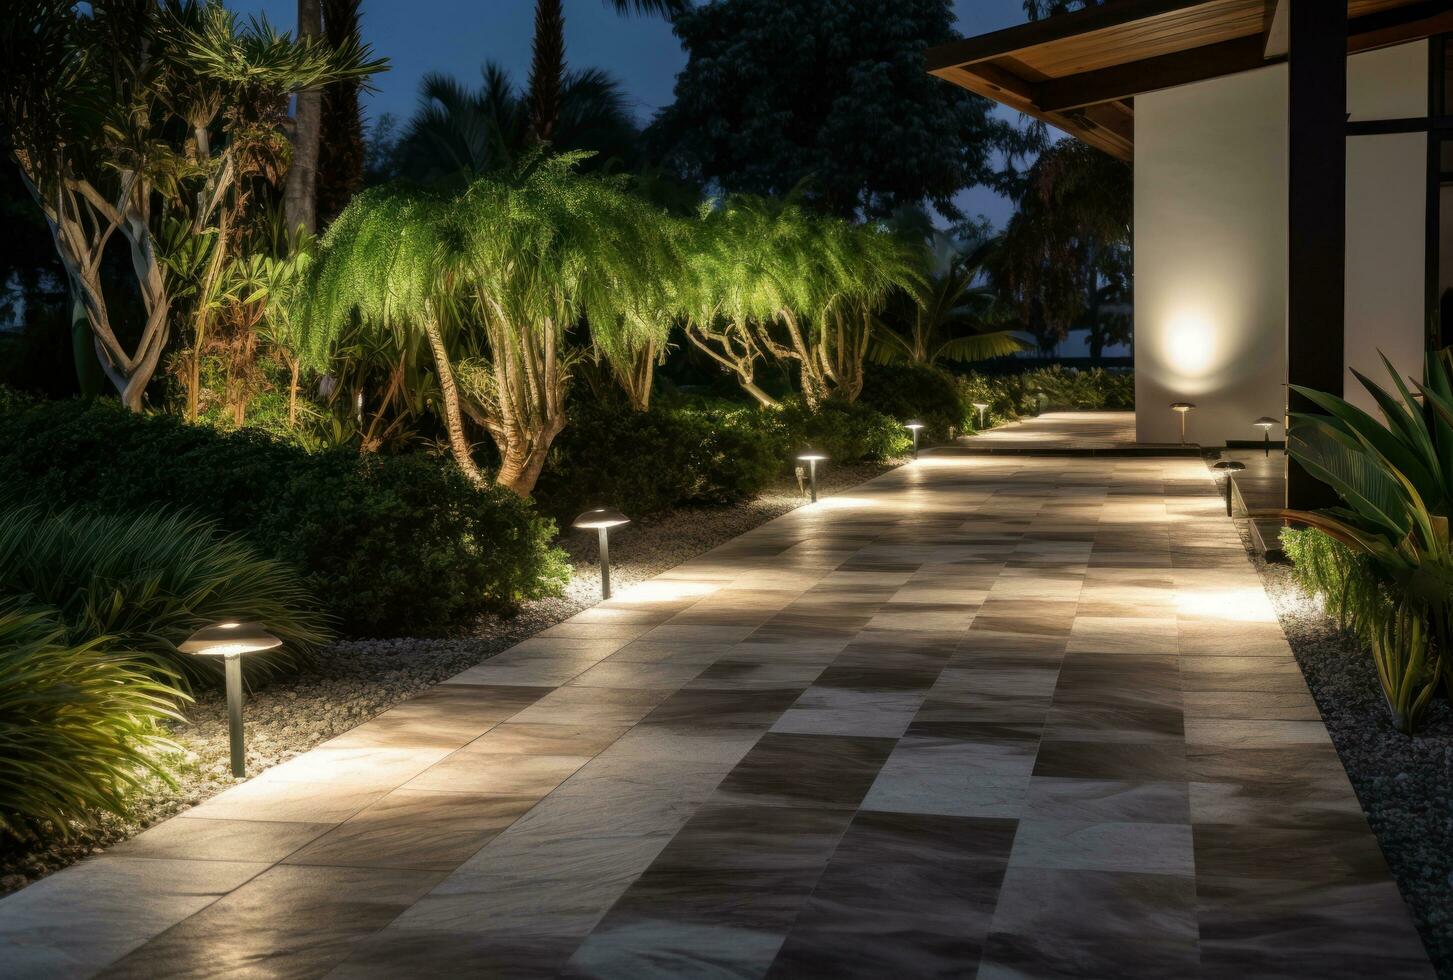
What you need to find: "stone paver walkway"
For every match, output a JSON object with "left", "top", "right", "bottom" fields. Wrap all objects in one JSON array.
[
  {"left": 961, "top": 410, "right": 1139, "bottom": 450},
  {"left": 0, "top": 454, "right": 1432, "bottom": 978}
]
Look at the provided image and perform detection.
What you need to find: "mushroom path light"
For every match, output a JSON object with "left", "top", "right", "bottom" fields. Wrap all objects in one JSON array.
[
  {"left": 796, "top": 449, "right": 827, "bottom": 503},
  {"left": 573, "top": 508, "right": 631, "bottom": 600},
  {"left": 1169, "top": 402, "right": 1196, "bottom": 445},
  {"left": 1254, "top": 416, "right": 1278, "bottom": 457},
  {"left": 180, "top": 621, "right": 282, "bottom": 778},
  {"left": 1213, "top": 459, "right": 1246, "bottom": 517},
  {"left": 905, "top": 421, "right": 924, "bottom": 459}
]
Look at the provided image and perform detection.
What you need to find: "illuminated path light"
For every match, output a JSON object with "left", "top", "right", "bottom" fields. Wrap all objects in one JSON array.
[
  {"left": 1214, "top": 459, "right": 1246, "bottom": 516},
  {"left": 796, "top": 448, "right": 826, "bottom": 502},
  {"left": 905, "top": 420, "right": 924, "bottom": 459},
  {"left": 972, "top": 401, "right": 990, "bottom": 430},
  {"left": 573, "top": 508, "right": 631, "bottom": 600},
  {"left": 180, "top": 621, "right": 281, "bottom": 778},
  {"left": 1254, "top": 416, "right": 1279, "bottom": 457},
  {"left": 1169, "top": 401, "right": 1196, "bottom": 445}
]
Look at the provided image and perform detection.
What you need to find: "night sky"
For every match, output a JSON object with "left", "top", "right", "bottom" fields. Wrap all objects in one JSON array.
[{"left": 227, "top": 0, "right": 1038, "bottom": 225}]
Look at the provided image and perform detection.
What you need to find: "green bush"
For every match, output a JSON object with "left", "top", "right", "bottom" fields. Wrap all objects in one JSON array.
[
  {"left": 0, "top": 604, "right": 185, "bottom": 836},
  {"left": 0, "top": 398, "right": 568, "bottom": 637},
  {"left": 778, "top": 397, "right": 911, "bottom": 462},
  {"left": 1281, "top": 526, "right": 1394, "bottom": 639},
  {"left": 0, "top": 507, "right": 331, "bottom": 688},
  {"left": 534, "top": 399, "right": 781, "bottom": 522},
  {"left": 859, "top": 363, "right": 971, "bottom": 442},
  {"left": 955, "top": 366, "right": 1135, "bottom": 430}
]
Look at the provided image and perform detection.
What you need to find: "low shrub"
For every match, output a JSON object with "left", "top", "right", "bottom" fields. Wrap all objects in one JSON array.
[
  {"left": 956, "top": 366, "right": 1135, "bottom": 430},
  {"left": 0, "top": 604, "right": 185, "bottom": 837},
  {"left": 0, "top": 398, "right": 568, "bottom": 637},
  {"left": 777, "top": 397, "right": 911, "bottom": 462},
  {"left": 1281, "top": 526, "right": 1394, "bottom": 638},
  {"left": 859, "top": 363, "right": 971, "bottom": 441},
  {"left": 0, "top": 507, "right": 331, "bottom": 688},
  {"left": 534, "top": 400, "right": 781, "bottom": 522}
]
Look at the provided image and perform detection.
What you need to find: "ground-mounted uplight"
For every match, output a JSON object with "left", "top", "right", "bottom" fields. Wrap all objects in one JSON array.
[
  {"left": 797, "top": 449, "right": 827, "bottom": 503},
  {"left": 1213, "top": 460, "right": 1245, "bottom": 517},
  {"left": 972, "top": 401, "right": 990, "bottom": 430},
  {"left": 905, "top": 420, "right": 924, "bottom": 459},
  {"left": 1253, "top": 416, "right": 1279, "bottom": 457},
  {"left": 573, "top": 508, "right": 631, "bottom": 600},
  {"left": 1170, "top": 402, "right": 1196, "bottom": 445},
  {"left": 180, "top": 621, "right": 281, "bottom": 778}
]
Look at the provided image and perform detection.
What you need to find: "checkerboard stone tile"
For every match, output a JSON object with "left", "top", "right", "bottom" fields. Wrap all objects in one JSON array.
[{"left": 0, "top": 448, "right": 1432, "bottom": 978}]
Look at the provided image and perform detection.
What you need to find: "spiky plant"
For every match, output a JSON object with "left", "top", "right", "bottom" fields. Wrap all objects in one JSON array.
[
  {"left": 0, "top": 604, "right": 186, "bottom": 837},
  {"left": 0, "top": 507, "right": 331, "bottom": 690}
]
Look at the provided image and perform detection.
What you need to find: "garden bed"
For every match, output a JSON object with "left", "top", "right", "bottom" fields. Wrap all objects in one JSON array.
[
  {"left": 1252, "top": 553, "right": 1453, "bottom": 976},
  {"left": 0, "top": 460, "right": 896, "bottom": 895}
]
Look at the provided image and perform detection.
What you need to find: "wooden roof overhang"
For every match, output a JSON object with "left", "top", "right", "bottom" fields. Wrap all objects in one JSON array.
[{"left": 927, "top": 0, "right": 1453, "bottom": 161}]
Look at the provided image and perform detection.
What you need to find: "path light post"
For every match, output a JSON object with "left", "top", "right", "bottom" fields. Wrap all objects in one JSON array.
[
  {"left": 972, "top": 401, "right": 990, "bottom": 430},
  {"left": 573, "top": 508, "right": 631, "bottom": 600},
  {"left": 180, "top": 622, "right": 282, "bottom": 778},
  {"left": 905, "top": 421, "right": 924, "bottom": 459},
  {"left": 1170, "top": 402, "right": 1196, "bottom": 445},
  {"left": 797, "top": 449, "right": 827, "bottom": 503},
  {"left": 1214, "top": 460, "right": 1246, "bottom": 517},
  {"left": 1254, "top": 416, "right": 1279, "bottom": 457}
]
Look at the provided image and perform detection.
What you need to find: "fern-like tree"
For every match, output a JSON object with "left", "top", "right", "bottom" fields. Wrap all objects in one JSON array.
[
  {"left": 683, "top": 197, "right": 916, "bottom": 408},
  {"left": 297, "top": 155, "right": 674, "bottom": 495}
]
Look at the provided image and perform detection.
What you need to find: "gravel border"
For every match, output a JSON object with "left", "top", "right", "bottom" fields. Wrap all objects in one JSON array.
[
  {"left": 0, "top": 459, "right": 900, "bottom": 895},
  {"left": 1243, "top": 535, "right": 1453, "bottom": 976}
]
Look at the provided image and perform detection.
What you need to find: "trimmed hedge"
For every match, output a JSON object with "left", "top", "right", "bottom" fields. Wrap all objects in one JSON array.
[
  {"left": 0, "top": 398, "right": 568, "bottom": 637},
  {"left": 859, "top": 363, "right": 971, "bottom": 441},
  {"left": 777, "top": 397, "right": 911, "bottom": 462}
]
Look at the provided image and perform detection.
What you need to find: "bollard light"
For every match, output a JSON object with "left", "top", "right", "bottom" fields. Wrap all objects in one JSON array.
[
  {"left": 972, "top": 401, "right": 990, "bottom": 430},
  {"left": 180, "top": 622, "right": 282, "bottom": 778},
  {"left": 796, "top": 449, "right": 827, "bottom": 503},
  {"left": 905, "top": 420, "right": 924, "bottom": 459},
  {"left": 573, "top": 508, "right": 631, "bottom": 600},
  {"left": 1170, "top": 402, "right": 1196, "bottom": 446},
  {"left": 1254, "top": 416, "right": 1278, "bottom": 457},
  {"left": 1213, "top": 460, "right": 1246, "bottom": 517}
]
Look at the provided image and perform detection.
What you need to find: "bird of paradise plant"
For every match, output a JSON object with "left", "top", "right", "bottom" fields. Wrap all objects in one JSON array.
[{"left": 1262, "top": 350, "right": 1453, "bottom": 734}]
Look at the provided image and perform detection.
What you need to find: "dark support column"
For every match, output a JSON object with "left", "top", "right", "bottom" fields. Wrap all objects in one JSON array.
[{"left": 1285, "top": 0, "right": 1347, "bottom": 509}]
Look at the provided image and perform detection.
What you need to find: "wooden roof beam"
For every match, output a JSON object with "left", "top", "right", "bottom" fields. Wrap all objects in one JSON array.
[
  {"left": 1347, "top": 0, "right": 1453, "bottom": 55},
  {"left": 926, "top": 0, "right": 1219, "bottom": 72},
  {"left": 1038, "top": 35, "right": 1277, "bottom": 111}
]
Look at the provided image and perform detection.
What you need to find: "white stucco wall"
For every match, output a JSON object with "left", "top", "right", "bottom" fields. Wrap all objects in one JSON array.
[
  {"left": 1345, "top": 42, "right": 1428, "bottom": 414},
  {"left": 1134, "top": 66, "right": 1288, "bottom": 446},
  {"left": 1133, "top": 41, "right": 1429, "bottom": 445}
]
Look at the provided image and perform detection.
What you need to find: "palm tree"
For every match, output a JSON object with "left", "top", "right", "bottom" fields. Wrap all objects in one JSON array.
[
  {"left": 395, "top": 63, "right": 639, "bottom": 184},
  {"left": 874, "top": 234, "right": 1024, "bottom": 368},
  {"left": 285, "top": 0, "right": 324, "bottom": 235},
  {"left": 527, "top": 0, "right": 687, "bottom": 147}
]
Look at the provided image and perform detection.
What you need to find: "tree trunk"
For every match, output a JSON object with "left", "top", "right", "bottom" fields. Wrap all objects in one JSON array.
[
  {"left": 422, "top": 317, "right": 484, "bottom": 484},
  {"left": 739, "top": 380, "right": 781, "bottom": 409},
  {"left": 528, "top": 0, "right": 566, "bottom": 144},
  {"left": 316, "top": 0, "right": 366, "bottom": 227},
  {"left": 285, "top": 0, "right": 324, "bottom": 236}
]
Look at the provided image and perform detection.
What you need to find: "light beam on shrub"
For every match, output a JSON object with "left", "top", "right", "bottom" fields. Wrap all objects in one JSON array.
[
  {"left": 180, "top": 622, "right": 282, "bottom": 778},
  {"left": 573, "top": 508, "right": 631, "bottom": 600},
  {"left": 796, "top": 449, "right": 827, "bottom": 503}
]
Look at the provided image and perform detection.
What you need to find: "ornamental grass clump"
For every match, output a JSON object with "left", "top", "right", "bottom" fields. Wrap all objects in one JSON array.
[
  {"left": 0, "top": 605, "right": 186, "bottom": 837},
  {"left": 0, "top": 507, "right": 331, "bottom": 690}
]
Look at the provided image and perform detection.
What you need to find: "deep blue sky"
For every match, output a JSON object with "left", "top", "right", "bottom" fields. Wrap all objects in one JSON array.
[{"left": 229, "top": 0, "right": 1036, "bottom": 224}]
